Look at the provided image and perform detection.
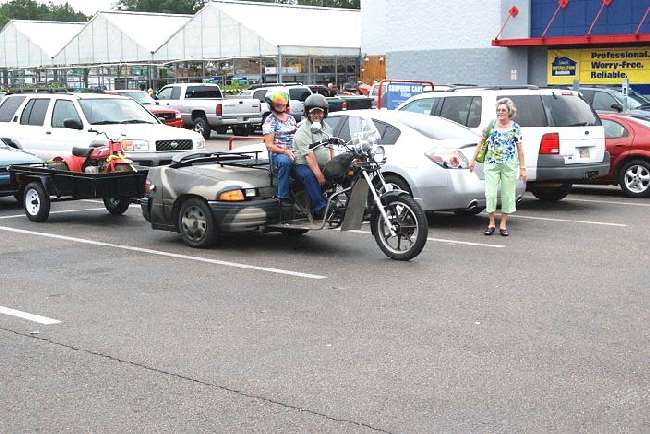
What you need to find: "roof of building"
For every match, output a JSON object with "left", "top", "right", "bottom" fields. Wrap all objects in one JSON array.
[
  {"left": 96, "top": 10, "right": 193, "bottom": 53},
  {"left": 0, "top": 20, "right": 85, "bottom": 67},
  {"left": 155, "top": 0, "right": 361, "bottom": 61}
]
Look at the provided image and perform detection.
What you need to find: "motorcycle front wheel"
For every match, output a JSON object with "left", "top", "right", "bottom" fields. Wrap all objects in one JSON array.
[{"left": 371, "top": 194, "right": 428, "bottom": 261}]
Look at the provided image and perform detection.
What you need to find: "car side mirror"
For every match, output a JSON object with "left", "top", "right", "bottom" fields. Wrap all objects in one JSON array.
[
  {"left": 63, "top": 118, "right": 83, "bottom": 130},
  {"left": 611, "top": 102, "right": 624, "bottom": 112}
]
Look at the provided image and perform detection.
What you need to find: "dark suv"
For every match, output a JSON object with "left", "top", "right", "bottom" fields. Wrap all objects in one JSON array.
[{"left": 574, "top": 86, "right": 650, "bottom": 117}]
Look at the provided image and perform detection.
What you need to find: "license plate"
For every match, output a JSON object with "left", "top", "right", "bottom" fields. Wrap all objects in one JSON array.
[{"left": 578, "top": 148, "right": 590, "bottom": 158}]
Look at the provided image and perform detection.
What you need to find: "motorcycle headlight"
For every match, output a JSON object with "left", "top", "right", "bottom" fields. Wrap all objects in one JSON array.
[
  {"left": 196, "top": 137, "right": 206, "bottom": 149},
  {"left": 372, "top": 145, "right": 386, "bottom": 164},
  {"left": 122, "top": 139, "right": 149, "bottom": 152}
]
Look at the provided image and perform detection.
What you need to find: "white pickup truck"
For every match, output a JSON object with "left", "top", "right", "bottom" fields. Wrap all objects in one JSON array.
[
  {"left": 156, "top": 83, "right": 262, "bottom": 138},
  {"left": 0, "top": 92, "right": 205, "bottom": 166}
]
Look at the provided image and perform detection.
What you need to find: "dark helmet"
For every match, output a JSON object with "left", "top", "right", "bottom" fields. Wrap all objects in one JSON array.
[{"left": 303, "top": 93, "right": 329, "bottom": 118}]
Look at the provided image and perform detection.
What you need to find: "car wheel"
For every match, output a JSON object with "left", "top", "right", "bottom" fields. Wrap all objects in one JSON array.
[
  {"left": 178, "top": 198, "right": 217, "bottom": 248},
  {"left": 529, "top": 183, "right": 572, "bottom": 201},
  {"left": 193, "top": 116, "right": 212, "bottom": 140},
  {"left": 618, "top": 159, "right": 650, "bottom": 198},
  {"left": 232, "top": 125, "right": 251, "bottom": 137},
  {"left": 454, "top": 206, "right": 485, "bottom": 216},
  {"left": 215, "top": 126, "right": 228, "bottom": 135},
  {"left": 23, "top": 182, "right": 50, "bottom": 222}
]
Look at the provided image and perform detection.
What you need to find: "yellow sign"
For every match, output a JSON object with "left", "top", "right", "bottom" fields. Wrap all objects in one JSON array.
[{"left": 547, "top": 47, "right": 650, "bottom": 85}]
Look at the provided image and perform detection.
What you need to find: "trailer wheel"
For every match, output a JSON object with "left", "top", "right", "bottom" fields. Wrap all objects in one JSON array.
[
  {"left": 24, "top": 182, "right": 50, "bottom": 222},
  {"left": 103, "top": 197, "right": 130, "bottom": 215}
]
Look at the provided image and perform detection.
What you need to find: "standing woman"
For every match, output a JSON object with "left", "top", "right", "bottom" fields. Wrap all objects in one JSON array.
[{"left": 469, "top": 98, "right": 527, "bottom": 236}]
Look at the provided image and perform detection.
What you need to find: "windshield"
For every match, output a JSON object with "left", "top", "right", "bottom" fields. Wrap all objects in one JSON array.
[
  {"left": 613, "top": 89, "right": 650, "bottom": 110},
  {"left": 79, "top": 98, "right": 158, "bottom": 125},
  {"left": 118, "top": 91, "right": 156, "bottom": 105},
  {"left": 542, "top": 94, "right": 601, "bottom": 127}
]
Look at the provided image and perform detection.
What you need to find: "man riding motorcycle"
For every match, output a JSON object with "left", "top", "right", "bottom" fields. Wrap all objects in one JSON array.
[{"left": 263, "top": 88, "right": 327, "bottom": 217}]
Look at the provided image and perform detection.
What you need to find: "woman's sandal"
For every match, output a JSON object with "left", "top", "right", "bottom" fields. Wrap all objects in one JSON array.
[
  {"left": 484, "top": 226, "right": 496, "bottom": 236},
  {"left": 499, "top": 228, "right": 509, "bottom": 237}
]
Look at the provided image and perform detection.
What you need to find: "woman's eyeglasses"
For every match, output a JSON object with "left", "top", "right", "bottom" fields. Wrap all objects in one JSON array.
[{"left": 496, "top": 109, "right": 508, "bottom": 113}]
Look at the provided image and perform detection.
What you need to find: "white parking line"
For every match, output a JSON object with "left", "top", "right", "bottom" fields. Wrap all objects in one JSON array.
[
  {"left": 0, "top": 208, "right": 107, "bottom": 219},
  {"left": 0, "top": 305, "right": 61, "bottom": 325},
  {"left": 510, "top": 214, "right": 627, "bottom": 227},
  {"left": 0, "top": 225, "right": 327, "bottom": 280},
  {"left": 348, "top": 229, "right": 505, "bottom": 248},
  {"left": 569, "top": 197, "right": 650, "bottom": 208}
]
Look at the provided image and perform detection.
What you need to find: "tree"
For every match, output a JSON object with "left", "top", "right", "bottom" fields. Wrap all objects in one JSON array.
[
  {"left": 0, "top": 0, "right": 88, "bottom": 29},
  {"left": 114, "top": 0, "right": 207, "bottom": 14}
]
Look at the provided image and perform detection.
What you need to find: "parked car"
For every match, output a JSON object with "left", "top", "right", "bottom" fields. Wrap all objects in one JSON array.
[
  {"left": 0, "top": 93, "right": 205, "bottom": 167},
  {"left": 240, "top": 84, "right": 312, "bottom": 124},
  {"left": 0, "top": 138, "right": 42, "bottom": 199},
  {"left": 587, "top": 113, "right": 650, "bottom": 197},
  {"left": 398, "top": 86, "right": 609, "bottom": 201},
  {"left": 108, "top": 90, "right": 184, "bottom": 128},
  {"left": 571, "top": 85, "right": 650, "bottom": 117},
  {"left": 232, "top": 110, "right": 525, "bottom": 214},
  {"left": 156, "top": 83, "right": 262, "bottom": 138}
]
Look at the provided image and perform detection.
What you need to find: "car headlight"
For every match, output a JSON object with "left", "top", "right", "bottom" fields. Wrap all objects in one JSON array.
[
  {"left": 196, "top": 137, "right": 206, "bottom": 149},
  {"left": 424, "top": 149, "right": 469, "bottom": 169},
  {"left": 122, "top": 139, "right": 149, "bottom": 152},
  {"left": 372, "top": 145, "right": 386, "bottom": 164},
  {"left": 217, "top": 188, "right": 256, "bottom": 201}
]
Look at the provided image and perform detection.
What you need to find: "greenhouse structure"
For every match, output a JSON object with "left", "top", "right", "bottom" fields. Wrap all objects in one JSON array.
[{"left": 0, "top": 0, "right": 362, "bottom": 91}]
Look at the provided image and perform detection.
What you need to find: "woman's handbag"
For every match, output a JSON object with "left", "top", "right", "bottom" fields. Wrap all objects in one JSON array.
[{"left": 476, "top": 120, "right": 496, "bottom": 163}]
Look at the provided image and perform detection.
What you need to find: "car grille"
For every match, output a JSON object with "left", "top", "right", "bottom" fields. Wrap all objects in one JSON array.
[{"left": 156, "top": 139, "right": 193, "bottom": 152}]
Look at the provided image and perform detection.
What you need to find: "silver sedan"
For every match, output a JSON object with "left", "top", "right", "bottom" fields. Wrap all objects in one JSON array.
[{"left": 326, "top": 110, "right": 526, "bottom": 213}]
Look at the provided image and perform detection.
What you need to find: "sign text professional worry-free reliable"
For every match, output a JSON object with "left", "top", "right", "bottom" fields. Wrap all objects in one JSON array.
[{"left": 548, "top": 47, "right": 650, "bottom": 84}]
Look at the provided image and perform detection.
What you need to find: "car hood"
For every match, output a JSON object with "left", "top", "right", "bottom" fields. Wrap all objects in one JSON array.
[
  {"left": 0, "top": 146, "right": 42, "bottom": 165},
  {"left": 90, "top": 123, "right": 200, "bottom": 141}
]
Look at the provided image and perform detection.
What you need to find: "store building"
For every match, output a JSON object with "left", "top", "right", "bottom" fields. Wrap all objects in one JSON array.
[{"left": 362, "top": 0, "right": 650, "bottom": 92}]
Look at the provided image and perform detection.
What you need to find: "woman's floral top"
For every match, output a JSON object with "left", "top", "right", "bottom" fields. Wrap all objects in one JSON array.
[
  {"left": 262, "top": 113, "right": 297, "bottom": 155},
  {"left": 486, "top": 122, "right": 522, "bottom": 164}
]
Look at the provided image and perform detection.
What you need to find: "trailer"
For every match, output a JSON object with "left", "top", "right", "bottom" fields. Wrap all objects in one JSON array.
[{"left": 9, "top": 165, "right": 148, "bottom": 222}]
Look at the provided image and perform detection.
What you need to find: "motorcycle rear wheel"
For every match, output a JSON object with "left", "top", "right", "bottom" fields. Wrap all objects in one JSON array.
[{"left": 371, "top": 194, "right": 428, "bottom": 261}]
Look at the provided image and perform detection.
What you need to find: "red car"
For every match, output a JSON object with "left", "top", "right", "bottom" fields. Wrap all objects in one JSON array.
[
  {"left": 596, "top": 113, "right": 650, "bottom": 197},
  {"left": 108, "top": 90, "right": 184, "bottom": 128}
]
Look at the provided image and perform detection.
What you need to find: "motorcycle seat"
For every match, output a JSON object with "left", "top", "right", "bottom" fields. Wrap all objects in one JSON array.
[{"left": 72, "top": 147, "right": 92, "bottom": 157}]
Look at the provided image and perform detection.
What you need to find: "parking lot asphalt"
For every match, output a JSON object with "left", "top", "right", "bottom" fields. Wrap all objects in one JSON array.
[{"left": 1, "top": 175, "right": 649, "bottom": 432}]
